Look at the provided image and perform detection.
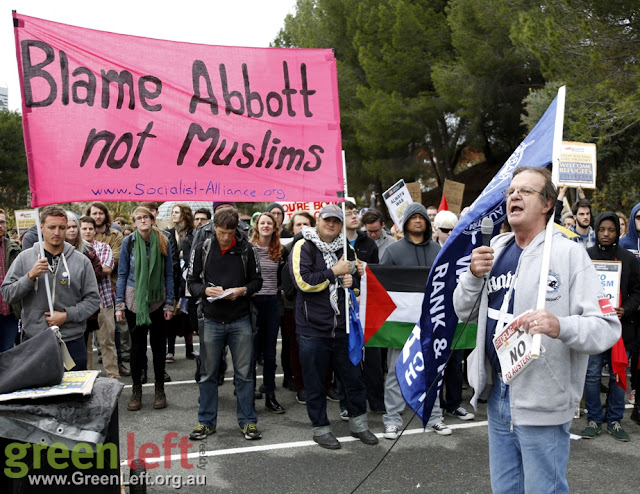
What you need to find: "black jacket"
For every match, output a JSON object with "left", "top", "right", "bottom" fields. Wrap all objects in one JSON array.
[
  {"left": 289, "top": 234, "right": 359, "bottom": 338},
  {"left": 188, "top": 230, "right": 262, "bottom": 323},
  {"left": 587, "top": 212, "right": 640, "bottom": 345},
  {"left": 351, "top": 229, "right": 379, "bottom": 264}
]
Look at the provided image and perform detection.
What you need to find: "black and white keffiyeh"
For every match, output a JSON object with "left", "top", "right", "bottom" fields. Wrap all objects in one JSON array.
[{"left": 302, "top": 226, "right": 344, "bottom": 315}]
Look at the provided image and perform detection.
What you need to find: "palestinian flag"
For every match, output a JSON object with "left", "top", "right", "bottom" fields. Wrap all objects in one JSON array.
[
  {"left": 360, "top": 264, "right": 478, "bottom": 350},
  {"left": 360, "top": 265, "right": 429, "bottom": 349}
]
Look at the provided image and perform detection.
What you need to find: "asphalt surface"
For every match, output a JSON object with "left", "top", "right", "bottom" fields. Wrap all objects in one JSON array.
[{"left": 113, "top": 337, "right": 640, "bottom": 494}]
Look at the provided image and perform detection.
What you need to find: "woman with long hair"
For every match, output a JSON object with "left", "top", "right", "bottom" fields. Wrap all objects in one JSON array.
[
  {"left": 250, "top": 212, "right": 286, "bottom": 413},
  {"left": 66, "top": 212, "right": 105, "bottom": 371},
  {"left": 116, "top": 206, "right": 174, "bottom": 411},
  {"left": 166, "top": 203, "right": 197, "bottom": 362}
]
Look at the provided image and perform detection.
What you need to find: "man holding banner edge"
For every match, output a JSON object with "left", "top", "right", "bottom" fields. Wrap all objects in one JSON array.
[{"left": 454, "top": 166, "right": 620, "bottom": 493}]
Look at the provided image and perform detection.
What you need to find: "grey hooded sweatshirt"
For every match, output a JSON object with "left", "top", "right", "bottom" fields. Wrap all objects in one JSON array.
[
  {"left": 1, "top": 241, "right": 100, "bottom": 342},
  {"left": 380, "top": 203, "right": 440, "bottom": 267},
  {"left": 454, "top": 229, "right": 621, "bottom": 426}
]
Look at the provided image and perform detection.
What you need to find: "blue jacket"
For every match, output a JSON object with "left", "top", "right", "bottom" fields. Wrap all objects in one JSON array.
[{"left": 620, "top": 202, "right": 640, "bottom": 268}]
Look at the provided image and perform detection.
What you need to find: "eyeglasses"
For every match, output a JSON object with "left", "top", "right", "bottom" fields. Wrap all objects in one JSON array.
[
  {"left": 366, "top": 227, "right": 382, "bottom": 235},
  {"left": 345, "top": 211, "right": 358, "bottom": 217},
  {"left": 502, "top": 187, "right": 543, "bottom": 199},
  {"left": 438, "top": 227, "right": 452, "bottom": 234},
  {"left": 270, "top": 210, "right": 283, "bottom": 217},
  {"left": 134, "top": 215, "right": 151, "bottom": 222}
]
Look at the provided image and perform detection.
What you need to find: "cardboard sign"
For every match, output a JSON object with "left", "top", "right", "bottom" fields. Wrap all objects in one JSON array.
[
  {"left": 442, "top": 179, "right": 465, "bottom": 214},
  {"left": 594, "top": 260, "right": 622, "bottom": 308},
  {"left": 14, "top": 209, "right": 38, "bottom": 237},
  {"left": 405, "top": 182, "right": 422, "bottom": 204},
  {"left": 382, "top": 179, "right": 413, "bottom": 229},
  {"left": 557, "top": 141, "right": 597, "bottom": 188},
  {"left": 14, "top": 13, "right": 343, "bottom": 206}
]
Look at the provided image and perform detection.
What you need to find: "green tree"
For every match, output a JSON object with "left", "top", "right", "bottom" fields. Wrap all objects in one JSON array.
[
  {"left": 433, "top": 0, "right": 544, "bottom": 163},
  {"left": 514, "top": 0, "right": 640, "bottom": 142},
  {"left": 0, "top": 110, "right": 30, "bottom": 210}
]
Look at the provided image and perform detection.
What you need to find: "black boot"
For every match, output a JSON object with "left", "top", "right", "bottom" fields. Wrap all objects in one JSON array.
[
  {"left": 265, "top": 394, "right": 285, "bottom": 414},
  {"left": 631, "top": 404, "right": 640, "bottom": 426}
]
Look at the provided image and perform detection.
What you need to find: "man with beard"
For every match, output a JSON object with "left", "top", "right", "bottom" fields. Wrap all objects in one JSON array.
[
  {"left": 86, "top": 202, "right": 128, "bottom": 376},
  {"left": 569, "top": 198, "right": 596, "bottom": 249}
]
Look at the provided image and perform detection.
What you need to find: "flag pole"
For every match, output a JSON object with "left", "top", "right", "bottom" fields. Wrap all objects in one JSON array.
[
  {"left": 531, "top": 86, "right": 566, "bottom": 358},
  {"left": 342, "top": 150, "right": 349, "bottom": 334}
]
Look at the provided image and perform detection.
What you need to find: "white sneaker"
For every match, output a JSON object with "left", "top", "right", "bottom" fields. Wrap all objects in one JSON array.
[
  {"left": 446, "top": 406, "right": 475, "bottom": 421},
  {"left": 384, "top": 425, "right": 399, "bottom": 440},
  {"left": 431, "top": 421, "right": 452, "bottom": 436}
]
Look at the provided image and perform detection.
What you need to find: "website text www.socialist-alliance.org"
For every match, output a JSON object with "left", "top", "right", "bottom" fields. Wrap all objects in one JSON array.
[
  {"left": 89, "top": 180, "right": 286, "bottom": 201},
  {"left": 26, "top": 471, "right": 206, "bottom": 489}
]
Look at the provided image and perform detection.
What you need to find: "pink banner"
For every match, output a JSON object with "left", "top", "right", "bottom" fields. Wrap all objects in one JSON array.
[{"left": 13, "top": 13, "right": 344, "bottom": 207}]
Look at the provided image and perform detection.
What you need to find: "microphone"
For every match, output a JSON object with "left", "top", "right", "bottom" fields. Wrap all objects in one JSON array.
[
  {"left": 481, "top": 217, "right": 494, "bottom": 247},
  {"left": 481, "top": 217, "right": 494, "bottom": 280}
]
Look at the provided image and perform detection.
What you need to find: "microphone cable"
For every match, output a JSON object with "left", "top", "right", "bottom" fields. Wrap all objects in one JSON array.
[{"left": 350, "top": 277, "right": 488, "bottom": 494}]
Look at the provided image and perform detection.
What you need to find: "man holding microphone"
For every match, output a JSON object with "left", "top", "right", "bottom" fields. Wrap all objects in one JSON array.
[{"left": 454, "top": 166, "right": 620, "bottom": 493}]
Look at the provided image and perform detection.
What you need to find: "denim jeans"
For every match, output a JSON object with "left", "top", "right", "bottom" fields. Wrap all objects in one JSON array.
[
  {"left": 198, "top": 315, "right": 256, "bottom": 429},
  {"left": 584, "top": 351, "right": 626, "bottom": 424},
  {"left": 488, "top": 378, "right": 570, "bottom": 494},
  {"left": 0, "top": 314, "right": 18, "bottom": 352},
  {"left": 253, "top": 295, "right": 280, "bottom": 395},
  {"left": 298, "top": 334, "right": 368, "bottom": 435}
]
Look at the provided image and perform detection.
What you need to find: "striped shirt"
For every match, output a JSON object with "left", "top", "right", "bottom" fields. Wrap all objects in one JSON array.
[
  {"left": 92, "top": 240, "right": 115, "bottom": 307},
  {"left": 254, "top": 245, "right": 279, "bottom": 295}
]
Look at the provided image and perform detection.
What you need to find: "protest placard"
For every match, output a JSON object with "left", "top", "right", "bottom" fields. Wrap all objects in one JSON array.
[
  {"left": 14, "top": 209, "right": 38, "bottom": 237},
  {"left": 382, "top": 179, "right": 413, "bottom": 229},
  {"left": 557, "top": 141, "right": 597, "bottom": 188},
  {"left": 442, "top": 179, "right": 465, "bottom": 214},
  {"left": 405, "top": 182, "right": 422, "bottom": 204},
  {"left": 593, "top": 260, "right": 621, "bottom": 308}
]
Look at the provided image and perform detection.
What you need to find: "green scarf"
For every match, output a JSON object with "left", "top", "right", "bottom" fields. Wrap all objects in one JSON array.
[{"left": 134, "top": 230, "right": 165, "bottom": 326}]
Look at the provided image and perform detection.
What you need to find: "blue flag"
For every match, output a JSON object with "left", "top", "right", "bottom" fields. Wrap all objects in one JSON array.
[
  {"left": 348, "top": 289, "right": 364, "bottom": 365},
  {"left": 396, "top": 91, "right": 564, "bottom": 426}
]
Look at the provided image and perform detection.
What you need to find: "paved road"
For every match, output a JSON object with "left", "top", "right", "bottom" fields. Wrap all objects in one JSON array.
[{"left": 114, "top": 338, "right": 640, "bottom": 493}]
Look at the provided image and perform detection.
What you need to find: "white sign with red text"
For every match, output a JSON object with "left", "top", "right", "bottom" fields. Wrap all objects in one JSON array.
[{"left": 493, "top": 309, "right": 535, "bottom": 384}]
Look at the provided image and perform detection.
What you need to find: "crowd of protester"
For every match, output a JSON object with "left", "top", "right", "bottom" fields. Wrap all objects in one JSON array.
[{"left": 0, "top": 184, "right": 638, "bottom": 450}]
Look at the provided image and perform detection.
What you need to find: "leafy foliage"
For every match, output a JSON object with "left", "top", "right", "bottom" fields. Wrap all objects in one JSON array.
[{"left": 0, "top": 110, "right": 30, "bottom": 210}]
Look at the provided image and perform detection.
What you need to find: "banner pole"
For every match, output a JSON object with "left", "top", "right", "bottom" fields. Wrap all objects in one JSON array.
[
  {"left": 342, "top": 150, "right": 349, "bottom": 334},
  {"left": 34, "top": 207, "right": 56, "bottom": 317},
  {"left": 531, "top": 85, "right": 565, "bottom": 358}
]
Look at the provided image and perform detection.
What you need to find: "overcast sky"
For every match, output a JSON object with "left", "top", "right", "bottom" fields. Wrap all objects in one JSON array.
[{"left": 2, "top": 1, "right": 297, "bottom": 111}]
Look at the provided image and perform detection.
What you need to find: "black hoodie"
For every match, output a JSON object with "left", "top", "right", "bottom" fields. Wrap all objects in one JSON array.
[{"left": 587, "top": 212, "right": 640, "bottom": 345}]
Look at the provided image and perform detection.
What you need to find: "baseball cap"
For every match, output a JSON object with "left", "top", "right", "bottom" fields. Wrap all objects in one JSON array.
[{"left": 319, "top": 204, "right": 344, "bottom": 222}]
